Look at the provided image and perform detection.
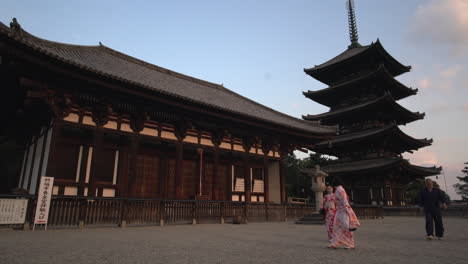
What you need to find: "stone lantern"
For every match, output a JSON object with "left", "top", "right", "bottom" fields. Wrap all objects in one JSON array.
[{"left": 301, "top": 165, "right": 328, "bottom": 212}]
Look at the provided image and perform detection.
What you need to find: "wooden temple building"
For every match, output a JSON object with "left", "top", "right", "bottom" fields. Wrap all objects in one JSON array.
[
  {"left": 0, "top": 18, "right": 335, "bottom": 204},
  {"left": 303, "top": 1, "right": 442, "bottom": 206}
]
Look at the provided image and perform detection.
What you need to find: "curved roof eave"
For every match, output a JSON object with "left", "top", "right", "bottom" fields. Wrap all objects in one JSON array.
[
  {"left": 304, "top": 39, "right": 411, "bottom": 82},
  {"left": 313, "top": 124, "right": 432, "bottom": 150},
  {"left": 303, "top": 65, "right": 417, "bottom": 106},
  {"left": 302, "top": 93, "right": 424, "bottom": 123}
]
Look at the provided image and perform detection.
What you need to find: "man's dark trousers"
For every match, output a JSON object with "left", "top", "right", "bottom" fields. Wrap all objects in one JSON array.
[{"left": 425, "top": 208, "right": 444, "bottom": 237}]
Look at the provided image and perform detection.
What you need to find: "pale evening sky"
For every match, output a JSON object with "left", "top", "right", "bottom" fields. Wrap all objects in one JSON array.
[{"left": 1, "top": 0, "right": 467, "bottom": 199}]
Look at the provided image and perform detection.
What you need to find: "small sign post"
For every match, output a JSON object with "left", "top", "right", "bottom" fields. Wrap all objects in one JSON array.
[
  {"left": 0, "top": 199, "right": 28, "bottom": 225},
  {"left": 33, "top": 176, "right": 54, "bottom": 231}
]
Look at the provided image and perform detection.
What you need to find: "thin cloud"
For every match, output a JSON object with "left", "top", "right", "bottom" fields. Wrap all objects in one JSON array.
[
  {"left": 415, "top": 65, "right": 464, "bottom": 92},
  {"left": 464, "top": 103, "right": 468, "bottom": 112},
  {"left": 409, "top": 0, "right": 468, "bottom": 56},
  {"left": 418, "top": 78, "right": 431, "bottom": 90},
  {"left": 405, "top": 148, "right": 439, "bottom": 167},
  {"left": 440, "top": 64, "right": 462, "bottom": 78}
]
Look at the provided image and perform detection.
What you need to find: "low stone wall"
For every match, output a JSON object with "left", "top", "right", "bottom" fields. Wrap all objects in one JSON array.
[{"left": 384, "top": 206, "right": 468, "bottom": 217}]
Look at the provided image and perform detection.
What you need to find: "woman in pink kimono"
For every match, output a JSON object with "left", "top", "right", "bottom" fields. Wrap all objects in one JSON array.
[
  {"left": 322, "top": 186, "right": 336, "bottom": 242},
  {"left": 328, "top": 182, "right": 360, "bottom": 249}
]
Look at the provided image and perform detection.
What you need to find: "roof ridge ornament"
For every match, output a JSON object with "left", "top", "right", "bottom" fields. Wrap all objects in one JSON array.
[
  {"left": 10, "top": 18, "right": 23, "bottom": 36},
  {"left": 346, "top": 0, "right": 361, "bottom": 49}
]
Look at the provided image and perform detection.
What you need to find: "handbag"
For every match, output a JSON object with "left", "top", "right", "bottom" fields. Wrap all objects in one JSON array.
[{"left": 319, "top": 208, "right": 325, "bottom": 216}]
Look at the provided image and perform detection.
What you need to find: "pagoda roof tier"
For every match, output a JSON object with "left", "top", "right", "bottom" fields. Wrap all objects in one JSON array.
[
  {"left": 0, "top": 21, "right": 335, "bottom": 136},
  {"left": 304, "top": 40, "right": 411, "bottom": 86},
  {"left": 303, "top": 65, "right": 418, "bottom": 108},
  {"left": 322, "top": 157, "right": 442, "bottom": 177},
  {"left": 302, "top": 93, "right": 425, "bottom": 126},
  {"left": 312, "top": 124, "right": 433, "bottom": 156}
]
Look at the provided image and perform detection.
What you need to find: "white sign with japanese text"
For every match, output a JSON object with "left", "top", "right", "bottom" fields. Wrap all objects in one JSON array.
[
  {"left": 0, "top": 199, "right": 28, "bottom": 224},
  {"left": 33, "top": 176, "right": 54, "bottom": 225}
]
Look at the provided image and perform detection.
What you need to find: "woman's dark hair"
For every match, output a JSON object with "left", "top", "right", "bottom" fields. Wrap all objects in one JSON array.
[{"left": 328, "top": 176, "right": 345, "bottom": 187}]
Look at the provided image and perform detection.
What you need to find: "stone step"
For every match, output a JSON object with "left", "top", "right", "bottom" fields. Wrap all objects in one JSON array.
[{"left": 296, "top": 213, "right": 325, "bottom": 225}]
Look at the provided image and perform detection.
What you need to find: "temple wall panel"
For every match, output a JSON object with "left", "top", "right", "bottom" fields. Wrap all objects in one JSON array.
[
  {"left": 233, "top": 144, "right": 244, "bottom": 152},
  {"left": 203, "top": 162, "right": 214, "bottom": 197},
  {"left": 82, "top": 116, "right": 95, "bottom": 126},
  {"left": 183, "top": 135, "right": 198, "bottom": 144},
  {"left": 104, "top": 121, "right": 118, "bottom": 130},
  {"left": 268, "top": 161, "right": 281, "bottom": 203},
  {"left": 219, "top": 142, "right": 231, "bottom": 150},
  {"left": 167, "top": 159, "right": 176, "bottom": 199},
  {"left": 63, "top": 113, "right": 79, "bottom": 123},
  {"left": 200, "top": 138, "right": 213, "bottom": 146},
  {"left": 64, "top": 186, "right": 78, "bottom": 196},
  {"left": 161, "top": 130, "right": 177, "bottom": 140},
  {"left": 120, "top": 123, "right": 132, "bottom": 132},
  {"left": 183, "top": 160, "right": 197, "bottom": 199},
  {"left": 102, "top": 188, "right": 116, "bottom": 197}
]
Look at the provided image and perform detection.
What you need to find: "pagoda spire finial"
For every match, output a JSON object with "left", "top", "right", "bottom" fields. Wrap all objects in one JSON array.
[{"left": 346, "top": 0, "right": 361, "bottom": 48}]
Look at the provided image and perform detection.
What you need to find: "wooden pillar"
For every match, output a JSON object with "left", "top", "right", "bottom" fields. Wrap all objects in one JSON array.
[
  {"left": 243, "top": 153, "right": 251, "bottom": 203},
  {"left": 226, "top": 155, "right": 232, "bottom": 201},
  {"left": 88, "top": 127, "right": 104, "bottom": 197},
  {"left": 211, "top": 147, "right": 220, "bottom": 200},
  {"left": 279, "top": 154, "right": 287, "bottom": 204},
  {"left": 159, "top": 145, "right": 169, "bottom": 199},
  {"left": 195, "top": 148, "right": 203, "bottom": 198},
  {"left": 263, "top": 156, "right": 270, "bottom": 203},
  {"left": 175, "top": 141, "right": 184, "bottom": 199}
]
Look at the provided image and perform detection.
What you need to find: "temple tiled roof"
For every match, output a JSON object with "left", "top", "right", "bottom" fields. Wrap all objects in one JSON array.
[
  {"left": 304, "top": 40, "right": 411, "bottom": 83},
  {"left": 303, "top": 65, "right": 418, "bottom": 107},
  {"left": 302, "top": 93, "right": 425, "bottom": 125},
  {"left": 313, "top": 124, "right": 432, "bottom": 151},
  {"left": 323, "top": 157, "right": 441, "bottom": 177},
  {"left": 305, "top": 45, "right": 371, "bottom": 72},
  {"left": 0, "top": 20, "right": 335, "bottom": 135}
]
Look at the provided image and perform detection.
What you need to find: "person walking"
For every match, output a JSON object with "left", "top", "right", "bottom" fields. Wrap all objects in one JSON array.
[
  {"left": 328, "top": 178, "right": 360, "bottom": 249},
  {"left": 321, "top": 185, "right": 336, "bottom": 242},
  {"left": 418, "top": 178, "right": 447, "bottom": 240}
]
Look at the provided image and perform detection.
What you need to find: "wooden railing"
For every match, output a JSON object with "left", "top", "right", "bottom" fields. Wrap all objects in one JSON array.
[
  {"left": 352, "top": 205, "right": 384, "bottom": 219},
  {"left": 1, "top": 195, "right": 320, "bottom": 229},
  {"left": 383, "top": 206, "right": 468, "bottom": 217}
]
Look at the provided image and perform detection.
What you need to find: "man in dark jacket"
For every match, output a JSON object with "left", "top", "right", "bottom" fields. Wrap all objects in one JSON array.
[{"left": 418, "top": 178, "right": 447, "bottom": 240}]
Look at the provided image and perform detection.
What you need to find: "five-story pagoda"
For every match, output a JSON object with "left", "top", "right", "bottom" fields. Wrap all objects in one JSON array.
[{"left": 303, "top": 0, "right": 441, "bottom": 206}]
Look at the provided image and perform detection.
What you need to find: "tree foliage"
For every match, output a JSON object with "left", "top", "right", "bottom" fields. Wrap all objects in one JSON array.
[
  {"left": 284, "top": 152, "right": 331, "bottom": 199},
  {"left": 405, "top": 178, "right": 451, "bottom": 205},
  {"left": 453, "top": 162, "right": 468, "bottom": 201}
]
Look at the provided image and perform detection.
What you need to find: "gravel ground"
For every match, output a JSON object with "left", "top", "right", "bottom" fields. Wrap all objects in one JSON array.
[{"left": 1, "top": 217, "right": 467, "bottom": 264}]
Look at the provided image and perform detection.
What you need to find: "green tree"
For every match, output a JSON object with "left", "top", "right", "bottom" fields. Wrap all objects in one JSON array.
[
  {"left": 405, "top": 179, "right": 426, "bottom": 205},
  {"left": 453, "top": 162, "right": 468, "bottom": 201},
  {"left": 284, "top": 152, "right": 331, "bottom": 199}
]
